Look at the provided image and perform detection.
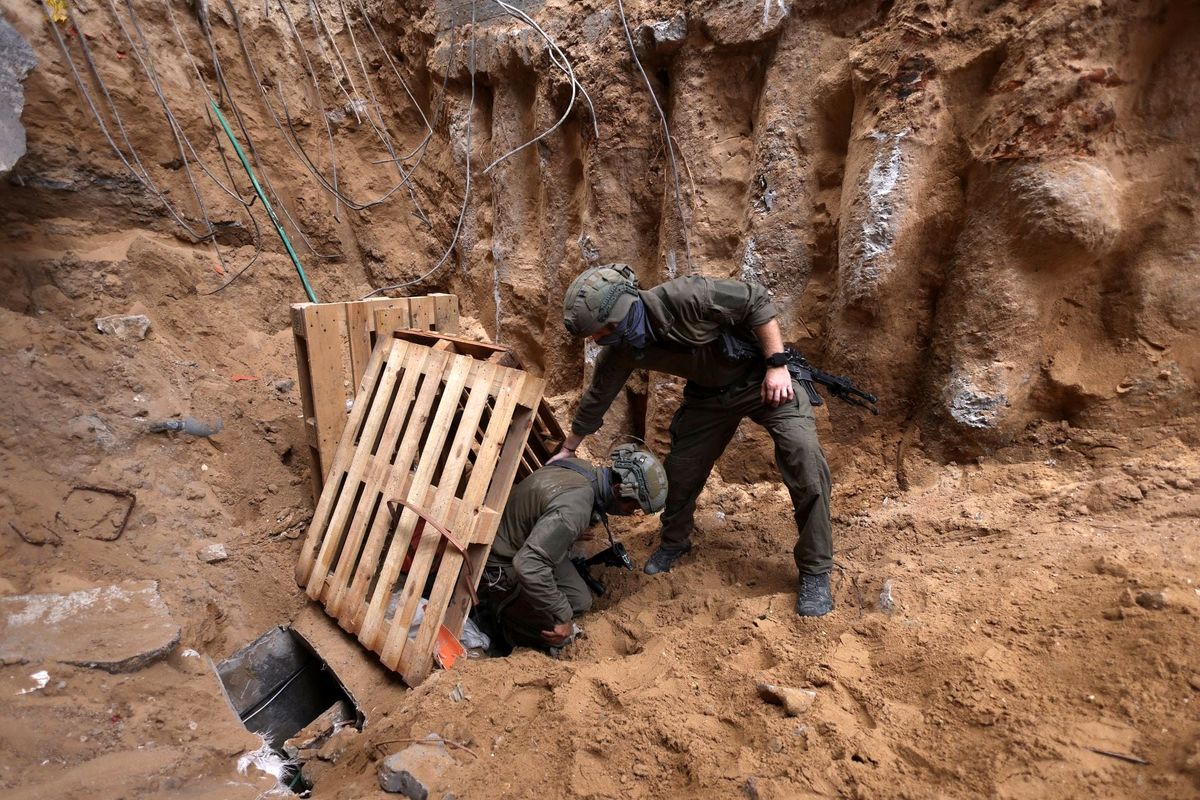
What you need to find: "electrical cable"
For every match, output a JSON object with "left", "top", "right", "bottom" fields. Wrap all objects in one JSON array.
[
  {"left": 201, "top": 1, "right": 338, "bottom": 259},
  {"left": 355, "top": 0, "right": 434, "bottom": 162},
  {"left": 42, "top": 1, "right": 212, "bottom": 242},
  {"left": 361, "top": 0, "right": 477, "bottom": 299},
  {"left": 615, "top": 0, "right": 693, "bottom": 271},
  {"left": 262, "top": 0, "right": 425, "bottom": 211},
  {"left": 483, "top": 0, "right": 599, "bottom": 174}
]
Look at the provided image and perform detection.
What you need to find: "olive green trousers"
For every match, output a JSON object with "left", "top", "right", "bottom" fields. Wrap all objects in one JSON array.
[{"left": 660, "top": 375, "right": 834, "bottom": 575}]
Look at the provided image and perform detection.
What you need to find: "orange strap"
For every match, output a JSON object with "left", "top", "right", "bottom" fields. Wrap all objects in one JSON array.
[{"left": 387, "top": 499, "right": 478, "bottom": 606}]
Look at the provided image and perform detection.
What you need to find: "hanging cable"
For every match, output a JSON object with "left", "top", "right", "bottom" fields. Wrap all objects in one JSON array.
[
  {"left": 356, "top": 0, "right": 434, "bottom": 162},
  {"left": 615, "top": 0, "right": 693, "bottom": 271},
  {"left": 482, "top": 0, "right": 599, "bottom": 174},
  {"left": 361, "top": 0, "right": 477, "bottom": 299},
  {"left": 200, "top": 0, "right": 338, "bottom": 259},
  {"left": 41, "top": 1, "right": 213, "bottom": 242}
]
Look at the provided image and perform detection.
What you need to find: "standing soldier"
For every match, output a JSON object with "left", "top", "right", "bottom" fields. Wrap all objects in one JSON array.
[
  {"left": 555, "top": 264, "right": 835, "bottom": 616},
  {"left": 479, "top": 445, "right": 667, "bottom": 651}
]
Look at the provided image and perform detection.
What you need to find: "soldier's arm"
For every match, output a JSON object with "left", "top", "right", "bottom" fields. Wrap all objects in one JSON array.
[
  {"left": 755, "top": 318, "right": 794, "bottom": 407},
  {"left": 557, "top": 347, "right": 634, "bottom": 459},
  {"left": 511, "top": 489, "right": 593, "bottom": 624}
]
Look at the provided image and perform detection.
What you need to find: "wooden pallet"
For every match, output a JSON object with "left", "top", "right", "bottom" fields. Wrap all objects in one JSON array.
[
  {"left": 388, "top": 329, "right": 566, "bottom": 480},
  {"left": 295, "top": 336, "right": 543, "bottom": 686},
  {"left": 292, "top": 295, "right": 459, "bottom": 498}
]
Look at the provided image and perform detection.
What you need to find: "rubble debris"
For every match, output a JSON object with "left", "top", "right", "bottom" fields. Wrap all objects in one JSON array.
[
  {"left": 379, "top": 734, "right": 455, "bottom": 799},
  {"left": 94, "top": 313, "right": 152, "bottom": 341},
  {"left": 15, "top": 669, "right": 50, "bottom": 695},
  {"left": 146, "top": 416, "right": 224, "bottom": 437},
  {"left": 198, "top": 543, "right": 229, "bottom": 563},
  {"left": 1135, "top": 590, "right": 1168, "bottom": 610},
  {"left": 879, "top": 579, "right": 896, "bottom": 613},
  {"left": 756, "top": 683, "right": 817, "bottom": 717},
  {"left": 0, "top": 580, "right": 180, "bottom": 672},
  {"left": 0, "top": 16, "right": 37, "bottom": 175}
]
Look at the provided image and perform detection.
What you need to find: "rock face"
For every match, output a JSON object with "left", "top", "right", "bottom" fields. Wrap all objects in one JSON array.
[
  {"left": 4, "top": 0, "right": 1198, "bottom": 466},
  {"left": 0, "top": 14, "right": 36, "bottom": 175},
  {"left": 0, "top": 580, "right": 181, "bottom": 672}
]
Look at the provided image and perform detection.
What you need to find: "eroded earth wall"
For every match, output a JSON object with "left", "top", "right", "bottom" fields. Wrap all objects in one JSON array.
[{"left": 3, "top": 0, "right": 1198, "bottom": 467}]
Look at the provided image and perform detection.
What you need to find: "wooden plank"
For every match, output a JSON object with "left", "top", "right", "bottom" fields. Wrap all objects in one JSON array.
[
  {"left": 341, "top": 348, "right": 454, "bottom": 632},
  {"left": 298, "top": 302, "right": 350, "bottom": 482},
  {"left": 373, "top": 301, "right": 413, "bottom": 340},
  {"left": 357, "top": 354, "right": 472, "bottom": 650},
  {"left": 292, "top": 307, "right": 324, "bottom": 501},
  {"left": 323, "top": 343, "right": 431, "bottom": 618},
  {"left": 409, "top": 295, "right": 436, "bottom": 330},
  {"left": 307, "top": 341, "right": 412, "bottom": 604},
  {"left": 381, "top": 360, "right": 502, "bottom": 670},
  {"left": 295, "top": 338, "right": 394, "bottom": 586},
  {"left": 431, "top": 293, "right": 460, "bottom": 334},
  {"left": 345, "top": 301, "right": 375, "bottom": 385},
  {"left": 401, "top": 369, "right": 524, "bottom": 682}
]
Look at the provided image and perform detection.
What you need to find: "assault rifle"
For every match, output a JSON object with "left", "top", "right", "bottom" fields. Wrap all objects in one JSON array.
[
  {"left": 719, "top": 333, "right": 879, "bottom": 415},
  {"left": 572, "top": 542, "right": 634, "bottom": 597}
]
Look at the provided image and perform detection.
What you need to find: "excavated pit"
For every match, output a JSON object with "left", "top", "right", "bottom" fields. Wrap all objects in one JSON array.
[{"left": 0, "top": 0, "right": 1198, "bottom": 797}]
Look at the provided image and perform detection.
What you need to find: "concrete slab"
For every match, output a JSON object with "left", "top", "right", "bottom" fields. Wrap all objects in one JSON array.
[{"left": 0, "top": 580, "right": 180, "bottom": 672}]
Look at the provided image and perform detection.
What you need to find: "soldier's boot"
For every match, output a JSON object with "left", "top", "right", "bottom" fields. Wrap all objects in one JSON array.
[
  {"left": 795, "top": 572, "right": 834, "bottom": 616},
  {"left": 643, "top": 542, "right": 692, "bottom": 575}
]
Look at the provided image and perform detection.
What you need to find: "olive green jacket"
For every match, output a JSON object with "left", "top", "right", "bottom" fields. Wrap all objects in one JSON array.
[
  {"left": 572, "top": 277, "right": 777, "bottom": 435},
  {"left": 487, "top": 459, "right": 598, "bottom": 624}
]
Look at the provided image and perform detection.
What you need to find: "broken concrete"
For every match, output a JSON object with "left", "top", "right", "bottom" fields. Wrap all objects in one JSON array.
[
  {"left": 197, "top": 542, "right": 228, "bottom": 563},
  {"left": 94, "top": 314, "right": 152, "bottom": 341},
  {"left": 379, "top": 735, "right": 455, "bottom": 798},
  {"left": 0, "top": 580, "right": 180, "bottom": 672},
  {"left": 757, "top": 683, "right": 817, "bottom": 717},
  {"left": 0, "top": 14, "right": 36, "bottom": 176}
]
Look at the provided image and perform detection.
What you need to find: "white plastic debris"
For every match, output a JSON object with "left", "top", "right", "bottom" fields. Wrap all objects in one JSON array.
[{"left": 16, "top": 670, "right": 49, "bottom": 695}]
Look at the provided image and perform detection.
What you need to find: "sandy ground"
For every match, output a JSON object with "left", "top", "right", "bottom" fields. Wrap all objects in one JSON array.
[
  {"left": 0, "top": 220, "right": 1196, "bottom": 797},
  {"left": 1, "top": 0, "right": 1199, "bottom": 796}
]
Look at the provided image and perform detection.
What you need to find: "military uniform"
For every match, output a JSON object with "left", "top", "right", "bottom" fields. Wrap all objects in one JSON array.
[
  {"left": 571, "top": 276, "right": 834, "bottom": 576},
  {"left": 479, "top": 459, "right": 597, "bottom": 649}
]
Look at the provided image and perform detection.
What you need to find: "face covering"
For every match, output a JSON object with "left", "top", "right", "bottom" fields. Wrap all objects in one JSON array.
[{"left": 596, "top": 299, "right": 655, "bottom": 349}]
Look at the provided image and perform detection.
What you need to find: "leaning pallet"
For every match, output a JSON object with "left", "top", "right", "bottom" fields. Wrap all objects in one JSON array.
[
  {"left": 388, "top": 329, "right": 566, "bottom": 480},
  {"left": 295, "top": 336, "right": 544, "bottom": 686},
  {"left": 292, "top": 294, "right": 459, "bottom": 498}
]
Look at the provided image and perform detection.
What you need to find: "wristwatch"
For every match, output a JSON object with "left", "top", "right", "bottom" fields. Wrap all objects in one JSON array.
[{"left": 765, "top": 352, "right": 789, "bottom": 368}]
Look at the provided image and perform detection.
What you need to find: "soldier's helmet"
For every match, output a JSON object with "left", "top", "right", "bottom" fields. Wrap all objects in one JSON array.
[
  {"left": 563, "top": 264, "right": 641, "bottom": 337},
  {"left": 609, "top": 444, "right": 668, "bottom": 515}
]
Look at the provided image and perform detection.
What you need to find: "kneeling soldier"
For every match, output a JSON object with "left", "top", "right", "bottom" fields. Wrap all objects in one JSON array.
[{"left": 479, "top": 445, "right": 667, "bottom": 651}]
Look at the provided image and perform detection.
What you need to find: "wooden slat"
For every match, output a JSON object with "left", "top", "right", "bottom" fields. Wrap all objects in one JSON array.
[
  {"left": 345, "top": 301, "right": 375, "bottom": 384},
  {"left": 431, "top": 293, "right": 460, "bottom": 334},
  {"left": 380, "top": 361, "right": 501, "bottom": 670},
  {"left": 295, "top": 338, "right": 394, "bottom": 586},
  {"left": 358, "top": 355, "right": 474, "bottom": 650},
  {"left": 296, "top": 303, "right": 349, "bottom": 480},
  {"left": 401, "top": 369, "right": 525, "bottom": 682},
  {"left": 409, "top": 295, "right": 436, "bottom": 330},
  {"left": 372, "top": 300, "right": 413, "bottom": 342}
]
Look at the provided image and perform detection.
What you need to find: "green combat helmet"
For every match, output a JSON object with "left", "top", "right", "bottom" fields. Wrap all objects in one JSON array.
[
  {"left": 563, "top": 264, "right": 640, "bottom": 337},
  {"left": 609, "top": 444, "right": 668, "bottom": 514}
]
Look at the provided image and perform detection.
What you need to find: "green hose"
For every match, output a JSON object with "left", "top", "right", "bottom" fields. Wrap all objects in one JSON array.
[{"left": 208, "top": 100, "right": 319, "bottom": 303}]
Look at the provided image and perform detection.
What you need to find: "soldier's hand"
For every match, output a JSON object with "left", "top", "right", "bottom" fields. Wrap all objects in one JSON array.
[
  {"left": 541, "top": 621, "right": 573, "bottom": 645},
  {"left": 547, "top": 449, "right": 572, "bottom": 464},
  {"left": 761, "top": 366, "right": 794, "bottom": 407}
]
